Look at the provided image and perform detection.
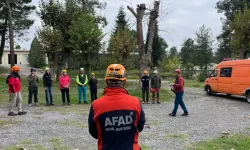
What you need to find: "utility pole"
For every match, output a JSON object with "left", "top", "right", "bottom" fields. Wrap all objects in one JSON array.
[
  {"left": 6, "top": 0, "right": 15, "bottom": 67},
  {"left": 127, "top": 0, "right": 160, "bottom": 78}
]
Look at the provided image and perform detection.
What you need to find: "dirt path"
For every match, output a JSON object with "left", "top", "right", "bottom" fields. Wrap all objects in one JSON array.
[{"left": 0, "top": 87, "right": 250, "bottom": 150}]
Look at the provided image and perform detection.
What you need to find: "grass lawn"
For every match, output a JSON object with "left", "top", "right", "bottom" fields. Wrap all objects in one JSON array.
[
  {"left": 0, "top": 77, "right": 174, "bottom": 106},
  {"left": 189, "top": 134, "right": 250, "bottom": 150},
  {"left": 185, "top": 80, "right": 204, "bottom": 88}
]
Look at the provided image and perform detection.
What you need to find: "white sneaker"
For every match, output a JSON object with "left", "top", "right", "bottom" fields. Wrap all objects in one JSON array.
[
  {"left": 29, "top": 104, "right": 32, "bottom": 107},
  {"left": 35, "top": 103, "right": 38, "bottom": 106}
]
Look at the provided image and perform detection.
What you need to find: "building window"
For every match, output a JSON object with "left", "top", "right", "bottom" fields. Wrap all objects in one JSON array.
[{"left": 220, "top": 67, "right": 232, "bottom": 77}]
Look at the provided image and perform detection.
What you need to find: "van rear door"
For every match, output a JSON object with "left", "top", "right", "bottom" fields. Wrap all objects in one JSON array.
[{"left": 231, "top": 66, "right": 250, "bottom": 95}]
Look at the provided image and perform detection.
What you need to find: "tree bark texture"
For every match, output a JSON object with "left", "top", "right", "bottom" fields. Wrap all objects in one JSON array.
[
  {"left": 0, "top": 19, "right": 7, "bottom": 64},
  {"left": 6, "top": 0, "right": 15, "bottom": 67},
  {"left": 146, "top": 1, "right": 160, "bottom": 66}
]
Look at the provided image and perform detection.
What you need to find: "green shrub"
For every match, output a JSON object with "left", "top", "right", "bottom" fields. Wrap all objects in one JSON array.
[{"left": 198, "top": 72, "right": 207, "bottom": 82}]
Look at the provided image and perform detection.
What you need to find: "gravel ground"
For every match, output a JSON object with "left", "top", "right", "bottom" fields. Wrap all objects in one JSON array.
[{"left": 0, "top": 87, "right": 250, "bottom": 150}]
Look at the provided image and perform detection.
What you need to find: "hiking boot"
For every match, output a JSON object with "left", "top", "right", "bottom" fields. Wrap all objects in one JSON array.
[
  {"left": 152, "top": 101, "right": 155, "bottom": 104},
  {"left": 78, "top": 102, "right": 82, "bottom": 104},
  {"left": 8, "top": 112, "right": 17, "bottom": 116},
  {"left": 46, "top": 104, "right": 50, "bottom": 106},
  {"left": 67, "top": 103, "right": 71, "bottom": 105},
  {"left": 18, "top": 111, "right": 27, "bottom": 115},
  {"left": 157, "top": 101, "right": 161, "bottom": 104},
  {"left": 181, "top": 113, "right": 189, "bottom": 116},
  {"left": 50, "top": 103, "right": 54, "bottom": 105},
  {"left": 84, "top": 101, "right": 88, "bottom": 104},
  {"left": 169, "top": 113, "right": 176, "bottom": 117},
  {"left": 142, "top": 101, "right": 145, "bottom": 104},
  {"left": 147, "top": 101, "right": 150, "bottom": 104},
  {"left": 28, "top": 104, "right": 32, "bottom": 107}
]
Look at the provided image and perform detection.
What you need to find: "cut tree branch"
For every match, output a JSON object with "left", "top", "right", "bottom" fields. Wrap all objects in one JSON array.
[{"left": 127, "top": 6, "right": 137, "bottom": 18}]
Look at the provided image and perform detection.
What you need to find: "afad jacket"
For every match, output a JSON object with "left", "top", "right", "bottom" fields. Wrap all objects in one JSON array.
[
  {"left": 7, "top": 72, "right": 21, "bottom": 93},
  {"left": 88, "top": 88, "right": 146, "bottom": 150},
  {"left": 59, "top": 75, "right": 70, "bottom": 89}
]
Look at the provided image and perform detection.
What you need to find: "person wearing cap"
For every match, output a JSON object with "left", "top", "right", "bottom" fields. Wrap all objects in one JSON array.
[
  {"left": 27, "top": 68, "right": 39, "bottom": 107},
  {"left": 59, "top": 69, "right": 71, "bottom": 105},
  {"left": 169, "top": 69, "right": 189, "bottom": 116},
  {"left": 88, "top": 73, "right": 98, "bottom": 102},
  {"left": 6, "top": 66, "right": 27, "bottom": 116},
  {"left": 88, "top": 64, "right": 146, "bottom": 150},
  {"left": 150, "top": 70, "right": 161, "bottom": 104},
  {"left": 43, "top": 68, "right": 54, "bottom": 106},
  {"left": 141, "top": 70, "right": 150, "bottom": 104},
  {"left": 76, "top": 68, "right": 89, "bottom": 104}
]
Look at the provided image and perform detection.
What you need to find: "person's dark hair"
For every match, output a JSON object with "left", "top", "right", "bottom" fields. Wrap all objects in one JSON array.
[{"left": 106, "top": 79, "right": 125, "bottom": 87}]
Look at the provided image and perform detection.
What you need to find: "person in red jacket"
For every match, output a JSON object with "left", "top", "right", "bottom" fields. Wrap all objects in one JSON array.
[
  {"left": 7, "top": 66, "right": 27, "bottom": 116},
  {"left": 88, "top": 64, "right": 146, "bottom": 150},
  {"left": 59, "top": 69, "right": 71, "bottom": 105},
  {"left": 169, "top": 69, "right": 189, "bottom": 117}
]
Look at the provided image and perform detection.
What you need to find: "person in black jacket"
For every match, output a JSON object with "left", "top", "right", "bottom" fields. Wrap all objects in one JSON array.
[
  {"left": 43, "top": 68, "right": 54, "bottom": 106},
  {"left": 141, "top": 70, "right": 150, "bottom": 104},
  {"left": 88, "top": 73, "right": 98, "bottom": 102}
]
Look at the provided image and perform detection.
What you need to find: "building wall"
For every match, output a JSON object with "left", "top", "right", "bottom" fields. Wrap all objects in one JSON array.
[{"left": 1, "top": 51, "right": 30, "bottom": 65}]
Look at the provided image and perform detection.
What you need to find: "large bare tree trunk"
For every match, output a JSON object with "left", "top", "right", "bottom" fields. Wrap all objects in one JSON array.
[
  {"left": 147, "top": 1, "right": 160, "bottom": 65},
  {"left": 0, "top": 19, "right": 7, "bottom": 64},
  {"left": 6, "top": 0, "right": 15, "bottom": 67},
  {"left": 239, "top": 41, "right": 248, "bottom": 59}
]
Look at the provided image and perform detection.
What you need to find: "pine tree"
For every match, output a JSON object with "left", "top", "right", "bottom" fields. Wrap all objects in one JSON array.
[
  {"left": 28, "top": 37, "right": 46, "bottom": 68},
  {"left": 113, "top": 5, "right": 128, "bottom": 34}
]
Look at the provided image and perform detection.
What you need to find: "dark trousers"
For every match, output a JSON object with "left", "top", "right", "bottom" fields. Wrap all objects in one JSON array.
[
  {"left": 90, "top": 88, "right": 97, "bottom": 102},
  {"left": 142, "top": 87, "right": 149, "bottom": 102},
  {"left": 172, "top": 91, "right": 188, "bottom": 115},
  {"left": 60, "top": 89, "right": 70, "bottom": 103},
  {"left": 28, "top": 86, "right": 38, "bottom": 104}
]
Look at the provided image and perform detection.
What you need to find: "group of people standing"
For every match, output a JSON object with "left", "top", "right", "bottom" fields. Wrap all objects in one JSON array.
[{"left": 6, "top": 66, "right": 98, "bottom": 116}]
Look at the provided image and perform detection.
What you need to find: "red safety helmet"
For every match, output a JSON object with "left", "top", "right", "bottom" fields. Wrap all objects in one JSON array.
[{"left": 175, "top": 69, "right": 181, "bottom": 73}]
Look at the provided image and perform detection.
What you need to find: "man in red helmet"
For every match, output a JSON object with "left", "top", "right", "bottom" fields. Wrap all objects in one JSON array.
[
  {"left": 7, "top": 66, "right": 27, "bottom": 116},
  {"left": 88, "top": 64, "right": 146, "bottom": 150},
  {"left": 169, "top": 69, "right": 188, "bottom": 116}
]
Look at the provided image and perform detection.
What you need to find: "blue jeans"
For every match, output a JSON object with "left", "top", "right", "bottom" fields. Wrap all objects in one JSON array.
[
  {"left": 45, "top": 86, "right": 53, "bottom": 104},
  {"left": 172, "top": 91, "right": 188, "bottom": 116},
  {"left": 78, "top": 86, "right": 87, "bottom": 103}
]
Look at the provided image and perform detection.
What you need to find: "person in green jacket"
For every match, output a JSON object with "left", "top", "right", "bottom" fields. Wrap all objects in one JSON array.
[{"left": 76, "top": 68, "right": 88, "bottom": 104}]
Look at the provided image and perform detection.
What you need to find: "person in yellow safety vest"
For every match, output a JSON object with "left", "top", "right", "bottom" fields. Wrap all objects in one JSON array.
[{"left": 76, "top": 68, "right": 89, "bottom": 104}]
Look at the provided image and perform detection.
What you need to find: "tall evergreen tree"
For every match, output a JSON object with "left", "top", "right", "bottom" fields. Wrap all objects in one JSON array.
[
  {"left": 113, "top": 6, "right": 127, "bottom": 34},
  {"left": 145, "top": 21, "right": 168, "bottom": 66},
  {"left": 194, "top": 25, "right": 214, "bottom": 71},
  {"left": 28, "top": 37, "right": 46, "bottom": 68},
  {"left": 169, "top": 46, "right": 178, "bottom": 59},
  {"left": 180, "top": 38, "right": 195, "bottom": 64},
  {"left": 0, "top": 0, "right": 36, "bottom": 63}
]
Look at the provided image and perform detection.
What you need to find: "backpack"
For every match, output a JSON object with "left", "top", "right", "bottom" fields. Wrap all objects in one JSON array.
[{"left": 6, "top": 75, "right": 10, "bottom": 84}]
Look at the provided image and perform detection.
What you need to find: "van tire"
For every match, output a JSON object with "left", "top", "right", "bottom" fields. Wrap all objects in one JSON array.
[
  {"left": 206, "top": 86, "right": 212, "bottom": 96},
  {"left": 246, "top": 92, "right": 250, "bottom": 104}
]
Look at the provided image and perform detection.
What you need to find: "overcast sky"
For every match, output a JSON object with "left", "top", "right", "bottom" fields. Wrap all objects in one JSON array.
[{"left": 17, "top": 0, "right": 223, "bottom": 51}]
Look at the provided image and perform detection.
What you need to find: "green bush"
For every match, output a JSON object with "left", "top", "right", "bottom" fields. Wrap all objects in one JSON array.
[{"left": 198, "top": 72, "right": 207, "bottom": 82}]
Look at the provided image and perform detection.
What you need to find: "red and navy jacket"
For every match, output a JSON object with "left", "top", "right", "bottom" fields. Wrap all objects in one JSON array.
[
  {"left": 88, "top": 87, "right": 146, "bottom": 150},
  {"left": 7, "top": 72, "right": 21, "bottom": 93},
  {"left": 173, "top": 76, "right": 184, "bottom": 93}
]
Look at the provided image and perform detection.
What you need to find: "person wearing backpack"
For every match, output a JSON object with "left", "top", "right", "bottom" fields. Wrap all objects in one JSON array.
[
  {"left": 76, "top": 68, "right": 89, "bottom": 104},
  {"left": 27, "top": 68, "right": 39, "bottom": 107},
  {"left": 7, "top": 66, "right": 27, "bottom": 116}
]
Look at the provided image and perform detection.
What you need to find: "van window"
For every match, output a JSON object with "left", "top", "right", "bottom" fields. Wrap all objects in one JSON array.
[
  {"left": 220, "top": 67, "right": 232, "bottom": 77},
  {"left": 210, "top": 69, "right": 218, "bottom": 77}
]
